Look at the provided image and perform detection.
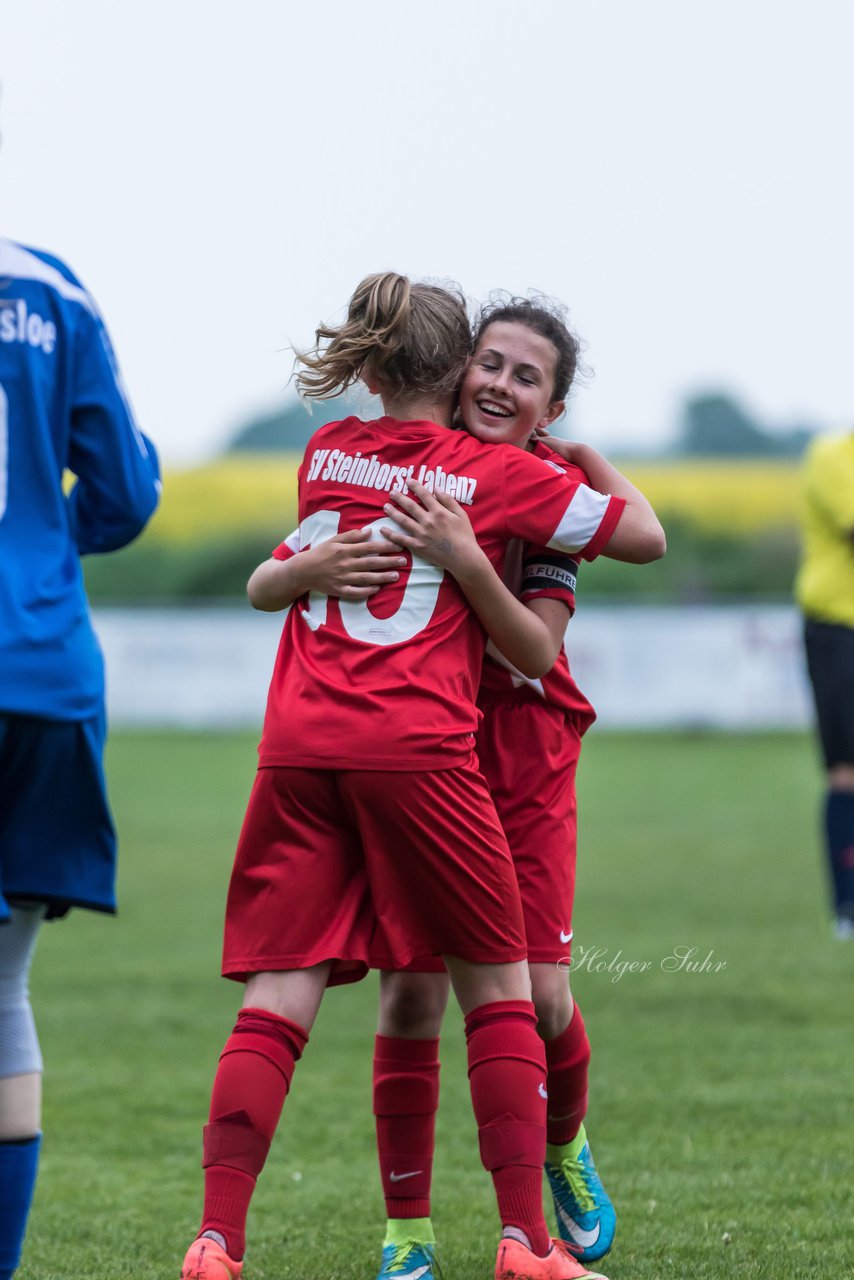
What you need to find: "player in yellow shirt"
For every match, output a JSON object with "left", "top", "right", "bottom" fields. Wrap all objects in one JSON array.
[{"left": 795, "top": 431, "right": 854, "bottom": 938}]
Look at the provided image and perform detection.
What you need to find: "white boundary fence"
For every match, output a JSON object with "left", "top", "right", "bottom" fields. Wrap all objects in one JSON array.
[{"left": 94, "top": 604, "right": 813, "bottom": 731}]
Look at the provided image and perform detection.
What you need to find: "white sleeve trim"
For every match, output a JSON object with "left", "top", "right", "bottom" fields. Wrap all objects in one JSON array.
[{"left": 546, "top": 485, "right": 612, "bottom": 554}]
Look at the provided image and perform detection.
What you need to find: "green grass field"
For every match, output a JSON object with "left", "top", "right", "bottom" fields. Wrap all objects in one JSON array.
[{"left": 22, "top": 731, "right": 852, "bottom": 1280}]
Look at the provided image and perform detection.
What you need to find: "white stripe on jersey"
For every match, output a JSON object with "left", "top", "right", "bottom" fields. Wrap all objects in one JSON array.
[
  {"left": 0, "top": 239, "right": 95, "bottom": 313},
  {"left": 546, "top": 484, "right": 613, "bottom": 554},
  {"left": 283, "top": 528, "right": 300, "bottom": 555},
  {"left": 0, "top": 239, "right": 151, "bottom": 464}
]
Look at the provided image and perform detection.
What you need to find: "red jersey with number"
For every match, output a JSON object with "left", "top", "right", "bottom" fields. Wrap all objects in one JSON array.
[
  {"left": 478, "top": 441, "right": 597, "bottom": 732},
  {"left": 260, "top": 417, "right": 623, "bottom": 769}
]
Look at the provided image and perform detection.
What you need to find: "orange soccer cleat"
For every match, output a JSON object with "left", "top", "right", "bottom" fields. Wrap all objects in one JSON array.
[
  {"left": 495, "top": 1235, "right": 608, "bottom": 1280},
  {"left": 180, "top": 1236, "right": 243, "bottom": 1280}
]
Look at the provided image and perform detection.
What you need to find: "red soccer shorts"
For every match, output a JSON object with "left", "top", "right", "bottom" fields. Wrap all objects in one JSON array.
[
  {"left": 222, "top": 760, "right": 528, "bottom": 983},
  {"left": 388, "top": 690, "right": 583, "bottom": 975},
  {"left": 477, "top": 690, "right": 581, "bottom": 964}
]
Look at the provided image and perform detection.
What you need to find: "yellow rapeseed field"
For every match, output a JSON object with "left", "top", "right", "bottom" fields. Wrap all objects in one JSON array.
[
  {"left": 149, "top": 454, "right": 801, "bottom": 542},
  {"left": 149, "top": 455, "right": 302, "bottom": 543},
  {"left": 619, "top": 459, "right": 800, "bottom": 534}
]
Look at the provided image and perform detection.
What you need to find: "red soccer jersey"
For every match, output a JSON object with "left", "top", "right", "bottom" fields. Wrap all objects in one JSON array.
[
  {"left": 260, "top": 417, "right": 623, "bottom": 769},
  {"left": 478, "top": 441, "right": 597, "bottom": 732}
]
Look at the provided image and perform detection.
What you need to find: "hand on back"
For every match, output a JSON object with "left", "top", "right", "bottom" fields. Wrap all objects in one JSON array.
[
  {"left": 381, "top": 480, "right": 483, "bottom": 578},
  {"left": 302, "top": 528, "right": 406, "bottom": 600},
  {"left": 534, "top": 433, "right": 583, "bottom": 464}
]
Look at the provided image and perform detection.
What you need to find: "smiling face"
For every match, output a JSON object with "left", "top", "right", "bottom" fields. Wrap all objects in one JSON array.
[{"left": 459, "top": 320, "right": 565, "bottom": 448}]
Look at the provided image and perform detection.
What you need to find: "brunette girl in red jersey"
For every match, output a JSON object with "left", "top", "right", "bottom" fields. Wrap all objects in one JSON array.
[
  {"left": 179, "top": 275, "right": 664, "bottom": 1280},
  {"left": 368, "top": 300, "right": 636, "bottom": 1277}
]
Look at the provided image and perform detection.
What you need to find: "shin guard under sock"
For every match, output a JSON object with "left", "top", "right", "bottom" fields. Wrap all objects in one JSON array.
[
  {"left": 0, "top": 1134, "right": 40, "bottom": 1280},
  {"left": 544, "top": 1003, "right": 591, "bottom": 1146},
  {"left": 200, "top": 1008, "right": 309, "bottom": 1259},
  {"left": 465, "top": 1000, "right": 549, "bottom": 1257},
  {"left": 373, "top": 1035, "right": 440, "bottom": 1219},
  {"left": 826, "top": 790, "right": 854, "bottom": 915}
]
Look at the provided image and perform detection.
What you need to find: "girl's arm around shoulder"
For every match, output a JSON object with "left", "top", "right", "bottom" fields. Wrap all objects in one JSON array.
[
  {"left": 541, "top": 437, "right": 667, "bottom": 564},
  {"left": 247, "top": 552, "right": 313, "bottom": 612},
  {"left": 441, "top": 541, "right": 569, "bottom": 678},
  {"left": 246, "top": 529, "right": 406, "bottom": 611},
  {"left": 383, "top": 480, "right": 567, "bottom": 678}
]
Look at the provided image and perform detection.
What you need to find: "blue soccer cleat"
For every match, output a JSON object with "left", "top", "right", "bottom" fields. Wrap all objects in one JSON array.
[
  {"left": 545, "top": 1124, "right": 616, "bottom": 1263},
  {"left": 376, "top": 1239, "right": 438, "bottom": 1279}
]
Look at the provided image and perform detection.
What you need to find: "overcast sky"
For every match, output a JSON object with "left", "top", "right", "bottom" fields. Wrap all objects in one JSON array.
[{"left": 1, "top": 0, "right": 851, "bottom": 465}]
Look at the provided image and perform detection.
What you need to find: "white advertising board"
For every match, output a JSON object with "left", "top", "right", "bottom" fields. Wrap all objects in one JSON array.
[{"left": 94, "top": 604, "right": 813, "bottom": 731}]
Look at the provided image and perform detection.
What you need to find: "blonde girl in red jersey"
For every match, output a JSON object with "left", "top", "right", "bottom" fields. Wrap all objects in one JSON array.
[
  {"left": 179, "top": 274, "right": 663, "bottom": 1280},
  {"left": 260, "top": 293, "right": 663, "bottom": 1280}
]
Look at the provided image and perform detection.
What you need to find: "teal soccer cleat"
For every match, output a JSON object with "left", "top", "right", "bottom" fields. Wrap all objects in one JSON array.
[
  {"left": 376, "top": 1240, "right": 437, "bottom": 1279},
  {"left": 545, "top": 1124, "right": 616, "bottom": 1263}
]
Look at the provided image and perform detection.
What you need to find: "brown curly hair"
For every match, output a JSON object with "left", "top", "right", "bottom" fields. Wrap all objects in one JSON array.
[{"left": 473, "top": 294, "right": 582, "bottom": 402}]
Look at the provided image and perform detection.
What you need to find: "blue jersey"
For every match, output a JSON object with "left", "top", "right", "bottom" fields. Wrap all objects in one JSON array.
[{"left": 0, "top": 238, "right": 160, "bottom": 720}]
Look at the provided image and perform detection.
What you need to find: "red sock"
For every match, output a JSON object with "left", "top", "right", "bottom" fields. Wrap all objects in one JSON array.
[
  {"left": 544, "top": 1003, "right": 590, "bottom": 1146},
  {"left": 465, "top": 1000, "right": 549, "bottom": 1258},
  {"left": 373, "top": 1034, "right": 440, "bottom": 1219},
  {"left": 199, "top": 1007, "right": 309, "bottom": 1259}
]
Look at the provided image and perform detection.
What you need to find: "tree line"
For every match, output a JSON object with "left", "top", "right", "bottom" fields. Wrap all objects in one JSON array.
[{"left": 225, "top": 389, "right": 817, "bottom": 459}]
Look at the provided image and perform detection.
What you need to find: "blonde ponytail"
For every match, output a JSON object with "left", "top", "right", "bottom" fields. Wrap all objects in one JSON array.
[{"left": 296, "top": 272, "right": 470, "bottom": 404}]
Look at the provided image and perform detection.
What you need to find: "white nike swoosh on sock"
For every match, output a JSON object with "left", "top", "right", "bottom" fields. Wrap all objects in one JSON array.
[{"left": 389, "top": 1169, "right": 423, "bottom": 1182}]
